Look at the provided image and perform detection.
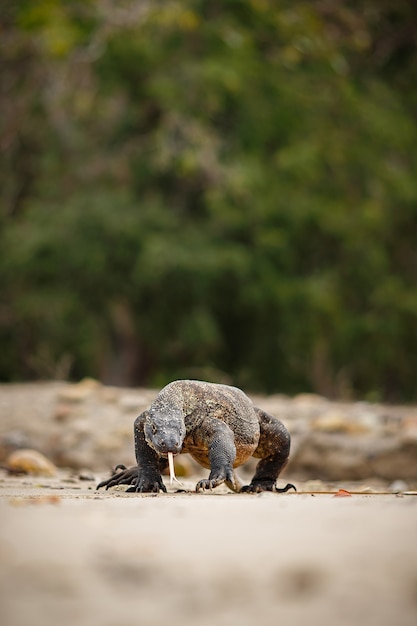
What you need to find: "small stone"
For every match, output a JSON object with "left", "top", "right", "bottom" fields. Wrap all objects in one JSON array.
[
  {"left": 293, "top": 393, "right": 328, "bottom": 405},
  {"left": 0, "top": 430, "right": 31, "bottom": 453},
  {"left": 354, "top": 410, "right": 380, "bottom": 432},
  {"left": 356, "top": 485, "right": 378, "bottom": 494},
  {"left": 96, "top": 436, "right": 126, "bottom": 452},
  {"left": 78, "top": 377, "right": 101, "bottom": 389},
  {"left": 78, "top": 472, "right": 95, "bottom": 481},
  {"left": 389, "top": 480, "right": 408, "bottom": 494},
  {"left": 119, "top": 395, "right": 145, "bottom": 412},
  {"left": 6, "top": 449, "right": 57, "bottom": 476},
  {"left": 401, "top": 416, "right": 417, "bottom": 442},
  {"left": 311, "top": 413, "right": 350, "bottom": 433},
  {"left": 53, "top": 403, "right": 73, "bottom": 422},
  {"left": 311, "top": 412, "right": 373, "bottom": 435},
  {"left": 58, "top": 387, "right": 91, "bottom": 403},
  {"left": 57, "top": 378, "right": 100, "bottom": 403},
  {"left": 100, "top": 387, "right": 120, "bottom": 403}
]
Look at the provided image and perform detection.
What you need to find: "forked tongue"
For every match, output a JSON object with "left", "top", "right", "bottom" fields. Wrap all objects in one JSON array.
[{"left": 167, "top": 452, "right": 184, "bottom": 487}]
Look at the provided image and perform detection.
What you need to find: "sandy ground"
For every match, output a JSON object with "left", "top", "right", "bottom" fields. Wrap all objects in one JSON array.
[{"left": 1, "top": 471, "right": 417, "bottom": 626}]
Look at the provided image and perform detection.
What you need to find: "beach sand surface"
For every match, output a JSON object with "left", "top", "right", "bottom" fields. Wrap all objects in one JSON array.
[{"left": 1, "top": 472, "right": 416, "bottom": 626}]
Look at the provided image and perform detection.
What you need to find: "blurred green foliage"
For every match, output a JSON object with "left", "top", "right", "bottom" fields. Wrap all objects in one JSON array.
[{"left": 1, "top": 0, "right": 417, "bottom": 399}]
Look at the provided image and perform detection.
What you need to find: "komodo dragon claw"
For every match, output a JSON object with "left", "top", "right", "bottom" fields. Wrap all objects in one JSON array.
[
  {"left": 240, "top": 482, "right": 296, "bottom": 493},
  {"left": 96, "top": 466, "right": 138, "bottom": 490}
]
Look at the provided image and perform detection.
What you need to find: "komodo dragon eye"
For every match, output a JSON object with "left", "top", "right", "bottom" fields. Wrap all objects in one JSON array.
[{"left": 151, "top": 424, "right": 157, "bottom": 435}]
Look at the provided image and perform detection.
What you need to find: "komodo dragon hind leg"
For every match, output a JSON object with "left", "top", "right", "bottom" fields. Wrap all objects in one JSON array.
[{"left": 240, "top": 407, "right": 296, "bottom": 494}]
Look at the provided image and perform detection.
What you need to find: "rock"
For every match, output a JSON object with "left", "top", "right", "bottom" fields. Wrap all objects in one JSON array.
[
  {"left": 5, "top": 449, "right": 57, "bottom": 476},
  {"left": 57, "top": 379, "right": 100, "bottom": 403},
  {"left": 289, "top": 431, "right": 417, "bottom": 482},
  {"left": 118, "top": 394, "right": 145, "bottom": 412},
  {"left": 78, "top": 377, "right": 101, "bottom": 389},
  {"left": 352, "top": 408, "right": 381, "bottom": 432},
  {"left": 100, "top": 387, "right": 120, "bottom": 403},
  {"left": 0, "top": 430, "right": 32, "bottom": 466},
  {"left": 311, "top": 409, "right": 379, "bottom": 435},
  {"left": 366, "top": 438, "right": 417, "bottom": 481},
  {"left": 53, "top": 404, "right": 73, "bottom": 422},
  {"left": 0, "top": 430, "right": 31, "bottom": 455},
  {"left": 401, "top": 416, "right": 417, "bottom": 442},
  {"left": 293, "top": 393, "right": 328, "bottom": 405},
  {"left": 389, "top": 480, "right": 408, "bottom": 494},
  {"left": 354, "top": 485, "right": 376, "bottom": 494},
  {"left": 311, "top": 413, "right": 350, "bottom": 433},
  {"left": 78, "top": 472, "right": 95, "bottom": 481}
]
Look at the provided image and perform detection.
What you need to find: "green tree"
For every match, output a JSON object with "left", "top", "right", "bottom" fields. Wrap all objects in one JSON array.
[{"left": 1, "top": 0, "right": 416, "bottom": 400}]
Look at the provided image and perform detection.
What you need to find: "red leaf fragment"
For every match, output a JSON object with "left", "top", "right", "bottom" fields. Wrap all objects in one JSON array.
[{"left": 333, "top": 489, "right": 352, "bottom": 498}]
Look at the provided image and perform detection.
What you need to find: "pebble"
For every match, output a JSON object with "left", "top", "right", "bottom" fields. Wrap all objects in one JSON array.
[
  {"left": 5, "top": 449, "right": 57, "bottom": 477},
  {"left": 100, "top": 387, "right": 120, "bottom": 403},
  {"left": 0, "top": 430, "right": 31, "bottom": 452},
  {"left": 57, "top": 387, "right": 91, "bottom": 403},
  {"left": 292, "top": 393, "right": 328, "bottom": 405},
  {"left": 78, "top": 472, "right": 95, "bottom": 481},
  {"left": 118, "top": 395, "right": 145, "bottom": 412},
  {"left": 53, "top": 403, "right": 73, "bottom": 422},
  {"left": 312, "top": 411, "right": 375, "bottom": 434},
  {"left": 311, "top": 413, "right": 351, "bottom": 433},
  {"left": 389, "top": 480, "right": 408, "bottom": 494},
  {"left": 57, "top": 379, "right": 100, "bottom": 403},
  {"left": 401, "top": 416, "right": 417, "bottom": 441}
]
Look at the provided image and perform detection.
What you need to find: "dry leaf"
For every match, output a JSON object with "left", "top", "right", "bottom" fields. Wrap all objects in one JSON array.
[{"left": 333, "top": 489, "right": 352, "bottom": 498}]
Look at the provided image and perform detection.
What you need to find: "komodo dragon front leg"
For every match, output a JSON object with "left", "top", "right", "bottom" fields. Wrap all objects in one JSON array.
[
  {"left": 191, "top": 419, "right": 242, "bottom": 493},
  {"left": 241, "top": 407, "right": 296, "bottom": 493}
]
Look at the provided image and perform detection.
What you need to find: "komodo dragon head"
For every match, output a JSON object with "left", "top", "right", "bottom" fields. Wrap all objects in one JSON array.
[
  {"left": 144, "top": 406, "right": 186, "bottom": 457},
  {"left": 144, "top": 405, "right": 187, "bottom": 486}
]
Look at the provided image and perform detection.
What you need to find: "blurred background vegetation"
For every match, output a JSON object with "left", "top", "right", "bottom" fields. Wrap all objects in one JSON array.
[{"left": 1, "top": 0, "right": 416, "bottom": 400}]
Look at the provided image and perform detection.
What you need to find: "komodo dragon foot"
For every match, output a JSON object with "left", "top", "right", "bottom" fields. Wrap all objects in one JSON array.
[
  {"left": 240, "top": 480, "right": 296, "bottom": 494},
  {"left": 195, "top": 466, "right": 241, "bottom": 493},
  {"left": 97, "top": 465, "right": 167, "bottom": 493},
  {"left": 96, "top": 465, "right": 138, "bottom": 490}
]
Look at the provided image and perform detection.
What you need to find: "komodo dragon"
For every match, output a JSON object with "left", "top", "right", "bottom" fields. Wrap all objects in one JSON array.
[{"left": 97, "top": 380, "right": 295, "bottom": 494}]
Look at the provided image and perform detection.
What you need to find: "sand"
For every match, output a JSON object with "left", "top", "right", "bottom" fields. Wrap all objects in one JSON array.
[{"left": 1, "top": 471, "right": 417, "bottom": 626}]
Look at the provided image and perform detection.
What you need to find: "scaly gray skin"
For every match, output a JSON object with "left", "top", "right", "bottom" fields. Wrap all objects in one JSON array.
[{"left": 97, "top": 380, "right": 295, "bottom": 494}]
